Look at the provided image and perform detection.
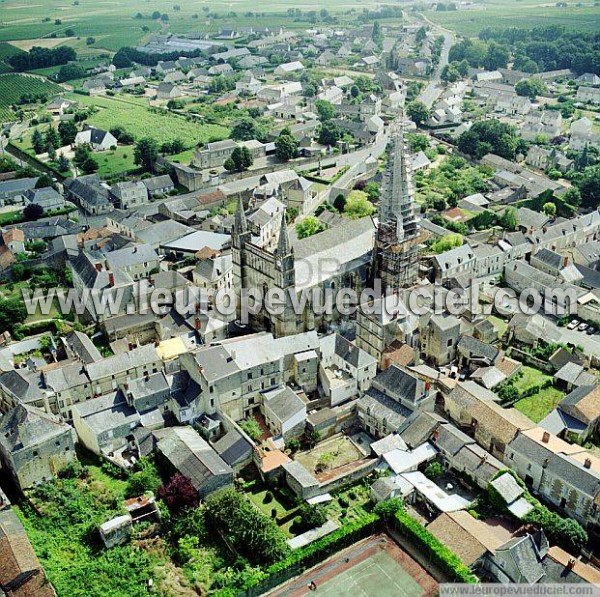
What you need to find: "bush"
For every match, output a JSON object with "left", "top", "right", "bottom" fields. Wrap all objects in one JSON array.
[
  {"left": 393, "top": 510, "right": 477, "bottom": 583},
  {"left": 205, "top": 488, "right": 289, "bottom": 566},
  {"left": 373, "top": 498, "right": 403, "bottom": 522},
  {"left": 264, "top": 491, "right": 274, "bottom": 504},
  {"left": 424, "top": 462, "right": 444, "bottom": 480},
  {"left": 338, "top": 496, "right": 349, "bottom": 508}
]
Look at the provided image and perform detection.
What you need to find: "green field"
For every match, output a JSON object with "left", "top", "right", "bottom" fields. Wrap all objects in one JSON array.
[
  {"left": 425, "top": 0, "right": 600, "bottom": 37},
  {"left": 0, "top": 73, "right": 62, "bottom": 123},
  {"left": 0, "top": 0, "right": 380, "bottom": 53},
  {"left": 69, "top": 94, "right": 229, "bottom": 149}
]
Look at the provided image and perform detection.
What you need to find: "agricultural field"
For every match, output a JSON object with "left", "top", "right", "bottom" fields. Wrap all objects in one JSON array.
[
  {"left": 425, "top": 0, "right": 600, "bottom": 37},
  {"left": 68, "top": 94, "right": 230, "bottom": 150},
  {"left": 0, "top": 0, "right": 377, "bottom": 53},
  {"left": 0, "top": 73, "right": 62, "bottom": 122}
]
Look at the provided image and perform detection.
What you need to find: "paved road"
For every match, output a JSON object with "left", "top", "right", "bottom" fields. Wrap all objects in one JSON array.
[{"left": 417, "top": 20, "right": 455, "bottom": 108}]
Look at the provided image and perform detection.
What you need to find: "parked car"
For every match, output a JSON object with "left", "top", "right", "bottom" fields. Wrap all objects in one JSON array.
[
  {"left": 567, "top": 320, "right": 580, "bottom": 330},
  {"left": 587, "top": 327, "right": 596, "bottom": 335},
  {"left": 578, "top": 323, "right": 589, "bottom": 332}
]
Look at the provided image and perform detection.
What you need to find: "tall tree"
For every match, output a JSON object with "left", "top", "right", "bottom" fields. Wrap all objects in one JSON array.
[{"left": 134, "top": 137, "right": 159, "bottom": 172}]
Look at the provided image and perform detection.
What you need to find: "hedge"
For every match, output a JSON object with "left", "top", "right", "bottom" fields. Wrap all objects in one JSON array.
[
  {"left": 213, "top": 513, "right": 380, "bottom": 597},
  {"left": 393, "top": 510, "right": 478, "bottom": 584}
]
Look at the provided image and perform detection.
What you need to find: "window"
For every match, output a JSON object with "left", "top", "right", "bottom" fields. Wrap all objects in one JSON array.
[{"left": 447, "top": 338, "right": 453, "bottom": 347}]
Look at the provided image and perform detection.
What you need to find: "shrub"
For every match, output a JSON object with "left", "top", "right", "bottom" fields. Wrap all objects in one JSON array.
[
  {"left": 424, "top": 462, "right": 444, "bottom": 480},
  {"left": 373, "top": 498, "right": 403, "bottom": 522},
  {"left": 338, "top": 496, "right": 349, "bottom": 508},
  {"left": 264, "top": 491, "right": 274, "bottom": 504},
  {"left": 205, "top": 488, "right": 289, "bottom": 566},
  {"left": 393, "top": 510, "right": 477, "bottom": 583}
]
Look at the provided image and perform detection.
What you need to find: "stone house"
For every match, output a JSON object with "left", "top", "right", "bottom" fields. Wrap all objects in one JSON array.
[
  {"left": 155, "top": 426, "right": 233, "bottom": 499},
  {"left": 0, "top": 404, "right": 75, "bottom": 490},
  {"left": 261, "top": 386, "right": 306, "bottom": 440},
  {"left": 109, "top": 181, "right": 148, "bottom": 210}
]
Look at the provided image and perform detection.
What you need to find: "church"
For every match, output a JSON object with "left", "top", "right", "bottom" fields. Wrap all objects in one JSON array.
[{"left": 231, "top": 118, "right": 422, "bottom": 337}]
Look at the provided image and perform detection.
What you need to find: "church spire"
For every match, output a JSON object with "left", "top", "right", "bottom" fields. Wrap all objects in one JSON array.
[
  {"left": 234, "top": 194, "right": 247, "bottom": 234},
  {"left": 378, "top": 115, "right": 417, "bottom": 240},
  {"left": 276, "top": 211, "right": 292, "bottom": 256}
]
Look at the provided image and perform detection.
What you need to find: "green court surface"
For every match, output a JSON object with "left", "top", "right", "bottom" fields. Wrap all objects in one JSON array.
[{"left": 315, "top": 550, "right": 424, "bottom": 597}]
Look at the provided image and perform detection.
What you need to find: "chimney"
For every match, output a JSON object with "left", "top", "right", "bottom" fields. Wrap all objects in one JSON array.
[
  {"left": 542, "top": 431, "right": 550, "bottom": 443},
  {"left": 567, "top": 558, "right": 576, "bottom": 570},
  {"left": 124, "top": 382, "right": 129, "bottom": 390},
  {"left": 195, "top": 317, "right": 201, "bottom": 330},
  {"left": 108, "top": 272, "right": 115, "bottom": 287},
  {"left": 95, "top": 263, "right": 103, "bottom": 272},
  {"left": 584, "top": 458, "right": 592, "bottom": 469},
  {"left": 563, "top": 256, "right": 569, "bottom": 268},
  {"left": 133, "top": 246, "right": 137, "bottom": 253}
]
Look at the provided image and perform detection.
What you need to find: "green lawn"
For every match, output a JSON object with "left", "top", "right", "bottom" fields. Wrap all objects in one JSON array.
[
  {"left": 95, "top": 146, "right": 139, "bottom": 178},
  {"left": 488, "top": 315, "right": 508, "bottom": 338},
  {"left": 512, "top": 366, "right": 552, "bottom": 394},
  {"left": 514, "top": 386, "right": 564, "bottom": 423}
]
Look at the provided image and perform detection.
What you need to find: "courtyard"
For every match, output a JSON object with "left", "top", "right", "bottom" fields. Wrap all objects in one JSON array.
[{"left": 294, "top": 435, "right": 367, "bottom": 476}]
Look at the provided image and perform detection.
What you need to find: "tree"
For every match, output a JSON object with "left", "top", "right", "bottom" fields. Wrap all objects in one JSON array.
[
  {"left": 109, "top": 126, "right": 134, "bottom": 144},
  {"left": 542, "top": 202, "right": 557, "bottom": 217},
  {"left": 225, "top": 146, "right": 253, "bottom": 171},
  {"left": 314, "top": 99, "right": 336, "bottom": 122},
  {"left": 484, "top": 41, "right": 510, "bottom": 70},
  {"left": 58, "top": 120, "right": 78, "bottom": 146},
  {"left": 407, "top": 133, "right": 429, "bottom": 153},
  {"left": 424, "top": 461, "right": 444, "bottom": 479},
  {"left": 44, "top": 127, "right": 61, "bottom": 152},
  {"left": 230, "top": 117, "right": 263, "bottom": 142},
  {"left": 112, "top": 48, "right": 132, "bottom": 69},
  {"left": 31, "top": 128, "right": 44, "bottom": 154},
  {"left": 344, "top": 190, "right": 376, "bottom": 219},
  {"left": 318, "top": 120, "right": 340, "bottom": 146},
  {"left": 275, "top": 129, "right": 298, "bottom": 161},
  {"left": 296, "top": 216, "right": 325, "bottom": 239},
  {"left": 500, "top": 206, "right": 518, "bottom": 231},
  {"left": 134, "top": 137, "right": 159, "bottom": 172},
  {"left": 431, "top": 233, "right": 463, "bottom": 254},
  {"left": 333, "top": 193, "right": 346, "bottom": 212},
  {"left": 292, "top": 504, "right": 326, "bottom": 533},
  {"left": 239, "top": 418, "right": 262, "bottom": 440},
  {"left": 64, "top": 28, "right": 75, "bottom": 37},
  {"left": 57, "top": 63, "right": 85, "bottom": 82},
  {"left": 80, "top": 154, "right": 98, "bottom": 174},
  {"left": 577, "top": 166, "right": 600, "bottom": 209},
  {"left": 441, "top": 63, "right": 460, "bottom": 83},
  {"left": 56, "top": 153, "right": 70, "bottom": 172},
  {"left": 224, "top": 157, "right": 236, "bottom": 172},
  {"left": 515, "top": 78, "right": 547, "bottom": 99},
  {"left": 562, "top": 186, "right": 581, "bottom": 207},
  {"left": 23, "top": 203, "right": 44, "bottom": 221},
  {"left": 363, "top": 182, "right": 380, "bottom": 203},
  {"left": 406, "top": 100, "right": 430, "bottom": 126},
  {"left": 458, "top": 120, "right": 518, "bottom": 160},
  {"left": 158, "top": 473, "right": 198, "bottom": 513},
  {"left": 125, "top": 458, "right": 161, "bottom": 498},
  {"left": 350, "top": 84, "right": 360, "bottom": 98},
  {"left": 0, "top": 297, "right": 27, "bottom": 334},
  {"left": 205, "top": 488, "right": 289, "bottom": 565}
]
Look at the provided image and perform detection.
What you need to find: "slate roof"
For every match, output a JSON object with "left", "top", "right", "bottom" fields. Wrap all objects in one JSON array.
[
  {"left": 212, "top": 429, "right": 253, "bottom": 467},
  {"left": 263, "top": 386, "right": 305, "bottom": 424},
  {"left": 155, "top": 426, "right": 232, "bottom": 492},
  {"left": 0, "top": 403, "right": 71, "bottom": 452},
  {"left": 398, "top": 411, "right": 446, "bottom": 449},
  {"left": 457, "top": 335, "right": 499, "bottom": 363}
]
